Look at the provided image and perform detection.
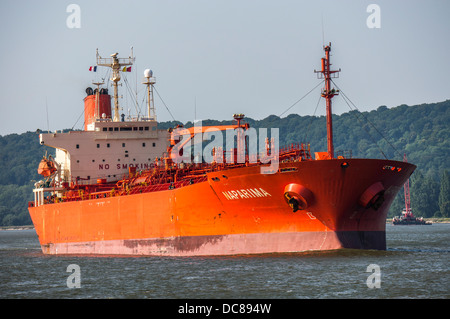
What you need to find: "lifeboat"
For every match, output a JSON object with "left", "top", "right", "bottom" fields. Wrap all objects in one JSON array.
[{"left": 37, "top": 155, "right": 57, "bottom": 177}]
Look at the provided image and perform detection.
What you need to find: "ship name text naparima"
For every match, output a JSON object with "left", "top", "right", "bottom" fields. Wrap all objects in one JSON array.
[{"left": 222, "top": 188, "right": 272, "bottom": 200}]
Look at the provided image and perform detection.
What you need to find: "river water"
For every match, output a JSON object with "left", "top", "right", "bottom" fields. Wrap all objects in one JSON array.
[{"left": 0, "top": 224, "right": 448, "bottom": 300}]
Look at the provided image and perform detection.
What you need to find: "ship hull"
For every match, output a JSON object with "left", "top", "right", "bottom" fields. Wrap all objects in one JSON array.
[
  {"left": 37, "top": 231, "right": 385, "bottom": 256},
  {"left": 29, "top": 158, "right": 415, "bottom": 256}
]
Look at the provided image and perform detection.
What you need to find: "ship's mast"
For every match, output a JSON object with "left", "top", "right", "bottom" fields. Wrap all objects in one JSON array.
[
  {"left": 315, "top": 43, "right": 340, "bottom": 159},
  {"left": 143, "top": 69, "right": 157, "bottom": 121},
  {"left": 96, "top": 49, "right": 134, "bottom": 122}
]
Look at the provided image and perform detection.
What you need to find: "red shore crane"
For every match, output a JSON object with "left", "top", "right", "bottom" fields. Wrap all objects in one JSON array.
[{"left": 403, "top": 153, "right": 412, "bottom": 217}]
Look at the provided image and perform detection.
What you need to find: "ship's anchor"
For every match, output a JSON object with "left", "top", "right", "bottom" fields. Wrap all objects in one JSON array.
[
  {"left": 358, "top": 182, "right": 385, "bottom": 210},
  {"left": 285, "top": 194, "right": 300, "bottom": 212},
  {"left": 283, "top": 183, "right": 314, "bottom": 212}
]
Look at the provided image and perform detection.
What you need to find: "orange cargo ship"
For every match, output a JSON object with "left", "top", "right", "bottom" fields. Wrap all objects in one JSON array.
[{"left": 28, "top": 45, "right": 415, "bottom": 256}]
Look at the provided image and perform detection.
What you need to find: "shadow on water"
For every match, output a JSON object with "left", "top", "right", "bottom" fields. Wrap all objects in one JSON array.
[
  {"left": 149, "top": 248, "right": 398, "bottom": 262},
  {"left": 387, "top": 247, "right": 450, "bottom": 253}
]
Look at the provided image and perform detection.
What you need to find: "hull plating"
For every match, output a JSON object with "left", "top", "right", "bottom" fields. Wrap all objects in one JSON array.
[
  {"left": 29, "top": 158, "right": 415, "bottom": 256},
  {"left": 40, "top": 231, "right": 386, "bottom": 256}
]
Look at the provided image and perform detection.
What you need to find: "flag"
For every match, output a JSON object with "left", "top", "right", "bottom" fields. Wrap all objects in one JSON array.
[
  {"left": 122, "top": 66, "right": 132, "bottom": 72},
  {"left": 89, "top": 66, "right": 97, "bottom": 72}
]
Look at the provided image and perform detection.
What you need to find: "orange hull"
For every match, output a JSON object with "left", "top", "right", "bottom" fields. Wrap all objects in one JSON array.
[{"left": 28, "top": 158, "right": 415, "bottom": 256}]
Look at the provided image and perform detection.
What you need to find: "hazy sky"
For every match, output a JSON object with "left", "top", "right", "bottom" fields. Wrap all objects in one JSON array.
[{"left": 0, "top": 0, "right": 449, "bottom": 136}]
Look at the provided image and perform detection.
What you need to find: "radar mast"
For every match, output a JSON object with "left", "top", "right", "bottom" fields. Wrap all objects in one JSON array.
[
  {"left": 143, "top": 69, "right": 157, "bottom": 121},
  {"left": 96, "top": 49, "right": 134, "bottom": 122},
  {"left": 314, "top": 43, "right": 340, "bottom": 159}
]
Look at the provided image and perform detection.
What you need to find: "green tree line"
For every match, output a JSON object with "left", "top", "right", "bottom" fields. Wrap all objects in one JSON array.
[{"left": 0, "top": 100, "right": 449, "bottom": 225}]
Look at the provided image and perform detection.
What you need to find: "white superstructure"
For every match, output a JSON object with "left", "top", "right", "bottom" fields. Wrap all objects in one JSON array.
[
  {"left": 40, "top": 122, "right": 169, "bottom": 185},
  {"left": 38, "top": 50, "right": 170, "bottom": 185}
]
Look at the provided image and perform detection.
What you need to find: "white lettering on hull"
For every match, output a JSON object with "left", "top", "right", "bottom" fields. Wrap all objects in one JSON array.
[{"left": 222, "top": 188, "right": 272, "bottom": 200}]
